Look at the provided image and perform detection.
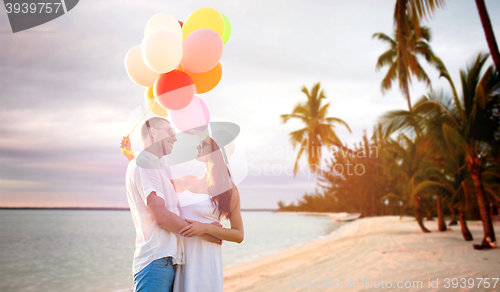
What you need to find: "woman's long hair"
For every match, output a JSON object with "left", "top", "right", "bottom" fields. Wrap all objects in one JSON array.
[{"left": 206, "top": 138, "right": 236, "bottom": 220}]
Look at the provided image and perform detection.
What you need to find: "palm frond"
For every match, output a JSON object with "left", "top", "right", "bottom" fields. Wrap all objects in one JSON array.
[
  {"left": 375, "top": 49, "right": 397, "bottom": 71},
  {"left": 325, "top": 117, "right": 352, "bottom": 133},
  {"left": 280, "top": 113, "right": 308, "bottom": 124},
  {"left": 442, "top": 123, "right": 471, "bottom": 156},
  {"left": 372, "top": 32, "right": 396, "bottom": 47},
  {"left": 288, "top": 127, "right": 308, "bottom": 148}
]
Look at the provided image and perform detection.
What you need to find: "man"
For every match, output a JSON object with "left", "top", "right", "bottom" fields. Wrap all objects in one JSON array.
[{"left": 124, "top": 117, "right": 218, "bottom": 292}]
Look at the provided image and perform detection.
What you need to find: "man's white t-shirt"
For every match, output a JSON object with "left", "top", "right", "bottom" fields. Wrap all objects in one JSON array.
[{"left": 125, "top": 151, "right": 184, "bottom": 275}]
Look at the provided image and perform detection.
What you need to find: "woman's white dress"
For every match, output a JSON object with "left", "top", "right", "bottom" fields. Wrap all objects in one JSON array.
[{"left": 173, "top": 191, "right": 223, "bottom": 292}]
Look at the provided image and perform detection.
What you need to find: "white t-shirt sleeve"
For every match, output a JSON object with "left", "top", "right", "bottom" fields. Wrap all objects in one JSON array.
[{"left": 137, "top": 167, "right": 165, "bottom": 204}]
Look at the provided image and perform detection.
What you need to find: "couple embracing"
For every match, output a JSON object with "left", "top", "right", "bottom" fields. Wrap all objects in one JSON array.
[{"left": 121, "top": 117, "right": 244, "bottom": 292}]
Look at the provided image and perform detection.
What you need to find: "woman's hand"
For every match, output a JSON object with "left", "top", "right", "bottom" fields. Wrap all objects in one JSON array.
[
  {"left": 120, "top": 135, "right": 135, "bottom": 162},
  {"left": 179, "top": 219, "right": 209, "bottom": 237}
]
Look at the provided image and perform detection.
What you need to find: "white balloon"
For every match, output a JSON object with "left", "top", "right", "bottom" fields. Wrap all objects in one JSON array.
[
  {"left": 125, "top": 45, "right": 160, "bottom": 87},
  {"left": 142, "top": 29, "right": 183, "bottom": 73},
  {"left": 145, "top": 13, "right": 183, "bottom": 40}
]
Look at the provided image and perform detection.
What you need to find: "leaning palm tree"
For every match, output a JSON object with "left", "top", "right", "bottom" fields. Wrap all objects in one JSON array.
[
  {"left": 380, "top": 97, "right": 477, "bottom": 238},
  {"left": 281, "top": 83, "right": 351, "bottom": 176},
  {"left": 475, "top": 0, "right": 500, "bottom": 71},
  {"left": 390, "top": 134, "right": 434, "bottom": 232},
  {"left": 373, "top": 25, "right": 442, "bottom": 110},
  {"left": 411, "top": 157, "right": 450, "bottom": 231},
  {"left": 416, "top": 53, "right": 499, "bottom": 249}
]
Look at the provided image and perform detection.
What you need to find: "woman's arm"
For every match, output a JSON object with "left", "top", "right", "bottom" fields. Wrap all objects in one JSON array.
[{"left": 179, "top": 186, "right": 244, "bottom": 243}]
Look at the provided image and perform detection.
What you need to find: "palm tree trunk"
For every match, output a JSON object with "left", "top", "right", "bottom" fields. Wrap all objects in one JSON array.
[
  {"left": 437, "top": 195, "right": 447, "bottom": 231},
  {"left": 448, "top": 201, "right": 458, "bottom": 226},
  {"left": 475, "top": 0, "right": 500, "bottom": 71},
  {"left": 486, "top": 198, "right": 500, "bottom": 221},
  {"left": 468, "top": 156, "right": 496, "bottom": 249},
  {"left": 415, "top": 196, "right": 430, "bottom": 233},
  {"left": 497, "top": 187, "right": 500, "bottom": 221},
  {"left": 459, "top": 205, "right": 473, "bottom": 241},
  {"left": 426, "top": 208, "right": 433, "bottom": 221}
]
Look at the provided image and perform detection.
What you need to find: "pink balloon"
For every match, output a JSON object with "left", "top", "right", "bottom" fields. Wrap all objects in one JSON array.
[
  {"left": 181, "top": 29, "right": 223, "bottom": 73},
  {"left": 169, "top": 96, "right": 210, "bottom": 134}
]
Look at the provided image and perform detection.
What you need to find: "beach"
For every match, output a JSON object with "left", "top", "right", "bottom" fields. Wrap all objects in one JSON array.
[{"left": 223, "top": 216, "right": 500, "bottom": 291}]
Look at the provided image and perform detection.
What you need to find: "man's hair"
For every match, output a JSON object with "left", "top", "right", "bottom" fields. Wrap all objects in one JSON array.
[{"left": 141, "top": 117, "right": 171, "bottom": 143}]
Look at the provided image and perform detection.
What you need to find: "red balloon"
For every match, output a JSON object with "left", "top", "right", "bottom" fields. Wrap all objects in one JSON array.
[
  {"left": 178, "top": 20, "right": 183, "bottom": 28},
  {"left": 154, "top": 70, "right": 195, "bottom": 110}
]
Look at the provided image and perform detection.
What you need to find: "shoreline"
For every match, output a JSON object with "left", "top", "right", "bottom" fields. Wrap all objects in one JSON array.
[
  {"left": 273, "top": 211, "right": 342, "bottom": 216},
  {"left": 223, "top": 216, "right": 500, "bottom": 292},
  {"left": 223, "top": 219, "right": 354, "bottom": 270}
]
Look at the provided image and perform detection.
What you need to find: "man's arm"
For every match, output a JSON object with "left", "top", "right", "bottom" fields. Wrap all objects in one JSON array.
[
  {"left": 147, "top": 192, "right": 188, "bottom": 233},
  {"left": 179, "top": 186, "right": 244, "bottom": 243},
  {"left": 146, "top": 192, "right": 221, "bottom": 243}
]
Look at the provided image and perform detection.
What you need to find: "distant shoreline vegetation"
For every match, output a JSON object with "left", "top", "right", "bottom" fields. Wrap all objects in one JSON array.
[{"left": 0, "top": 207, "right": 277, "bottom": 212}]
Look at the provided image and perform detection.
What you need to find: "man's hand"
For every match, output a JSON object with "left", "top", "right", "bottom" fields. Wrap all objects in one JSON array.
[
  {"left": 209, "top": 221, "right": 224, "bottom": 245},
  {"left": 201, "top": 234, "right": 223, "bottom": 245},
  {"left": 120, "top": 135, "right": 131, "bottom": 150},
  {"left": 120, "top": 135, "right": 134, "bottom": 161},
  {"left": 180, "top": 219, "right": 223, "bottom": 244},
  {"left": 179, "top": 219, "right": 208, "bottom": 237}
]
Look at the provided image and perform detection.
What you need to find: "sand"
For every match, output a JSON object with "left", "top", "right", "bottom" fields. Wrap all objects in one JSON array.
[{"left": 223, "top": 216, "right": 500, "bottom": 292}]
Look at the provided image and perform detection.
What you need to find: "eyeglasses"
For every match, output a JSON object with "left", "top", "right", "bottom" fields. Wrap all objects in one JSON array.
[{"left": 158, "top": 127, "right": 176, "bottom": 137}]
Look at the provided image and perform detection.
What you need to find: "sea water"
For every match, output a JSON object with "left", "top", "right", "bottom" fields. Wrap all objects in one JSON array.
[{"left": 0, "top": 210, "right": 346, "bottom": 292}]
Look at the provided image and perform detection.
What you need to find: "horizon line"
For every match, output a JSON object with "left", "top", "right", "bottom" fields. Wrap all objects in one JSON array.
[{"left": 0, "top": 207, "right": 278, "bottom": 211}]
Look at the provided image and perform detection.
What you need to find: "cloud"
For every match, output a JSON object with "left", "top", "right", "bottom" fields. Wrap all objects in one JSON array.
[{"left": 1, "top": 0, "right": 499, "bottom": 207}]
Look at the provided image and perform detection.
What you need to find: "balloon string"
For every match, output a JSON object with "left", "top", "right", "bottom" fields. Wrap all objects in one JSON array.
[
  {"left": 128, "top": 102, "right": 156, "bottom": 136},
  {"left": 121, "top": 102, "right": 156, "bottom": 157}
]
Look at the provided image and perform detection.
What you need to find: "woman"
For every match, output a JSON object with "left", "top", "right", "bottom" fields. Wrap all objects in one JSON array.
[{"left": 120, "top": 133, "right": 244, "bottom": 292}]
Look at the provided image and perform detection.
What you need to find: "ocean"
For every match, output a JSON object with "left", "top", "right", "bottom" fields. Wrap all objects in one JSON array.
[{"left": 0, "top": 210, "right": 347, "bottom": 292}]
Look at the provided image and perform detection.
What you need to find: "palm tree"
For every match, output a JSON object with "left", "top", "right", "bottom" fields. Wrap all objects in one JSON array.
[
  {"left": 417, "top": 53, "right": 499, "bottom": 249},
  {"left": 393, "top": 0, "right": 500, "bottom": 75},
  {"left": 390, "top": 134, "right": 432, "bottom": 232},
  {"left": 380, "top": 86, "right": 482, "bottom": 241},
  {"left": 411, "top": 157, "right": 451, "bottom": 231},
  {"left": 281, "top": 83, "right": 351, "bottom": 176},
  {"left": 373, "top": 25, "right": 442, "bottom": 110},
  {"left": 391, "top": 0, "right": 445, "bottom": 107},
  {"left": 380, "top": 104, "right": 442, "bottom": 233},
  {"left": 475, "top": 0, "right": 500, "bottom": 71}
]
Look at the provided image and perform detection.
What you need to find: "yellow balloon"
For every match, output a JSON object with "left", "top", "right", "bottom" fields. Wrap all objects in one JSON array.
[
  {"left": 182, "top": 7, "right": 224, "bottom": 39},
  {"left": 145, "top": 87, "right": 169, "bottom": 117}
]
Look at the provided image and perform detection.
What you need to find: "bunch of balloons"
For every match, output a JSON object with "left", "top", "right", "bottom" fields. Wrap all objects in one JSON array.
[{"left": 124, "top": 7, "right": 231, "bottom": 133}]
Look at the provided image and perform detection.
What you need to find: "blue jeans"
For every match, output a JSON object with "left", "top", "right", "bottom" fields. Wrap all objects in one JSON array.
[{"left": 134, "top": 257, "right": 175, "bottom": 292}]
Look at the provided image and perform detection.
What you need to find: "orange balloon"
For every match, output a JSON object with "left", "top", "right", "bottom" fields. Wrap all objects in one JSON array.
[
  {"left": 145, "top": 87, "right": 169, "bottom": 116},
  {"left": 183, "top": 63, "right": 222, "bottom": 94}
]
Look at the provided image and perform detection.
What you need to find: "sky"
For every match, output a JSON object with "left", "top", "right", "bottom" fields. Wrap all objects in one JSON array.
[{"left": 0, "top": 0, "right": 499, "bottom": 209}]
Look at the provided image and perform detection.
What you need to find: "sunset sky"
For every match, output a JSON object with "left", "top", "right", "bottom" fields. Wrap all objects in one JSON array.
[{"left": 0, "top": 0, "right": 499, "bottom": 208}]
